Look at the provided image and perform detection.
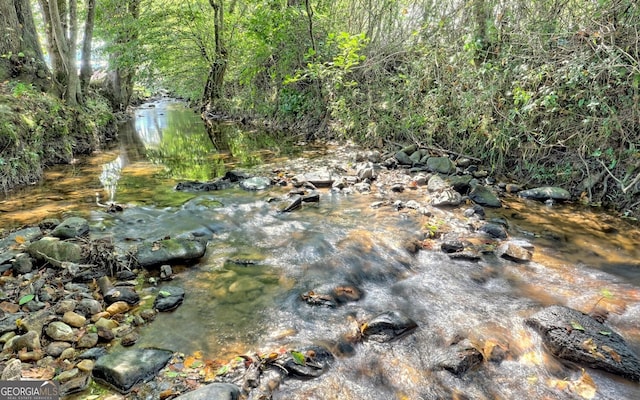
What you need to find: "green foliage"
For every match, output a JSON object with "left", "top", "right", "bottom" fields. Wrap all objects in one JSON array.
[{"left": 18, "top": 294, "right": 35, "bottom": 305}]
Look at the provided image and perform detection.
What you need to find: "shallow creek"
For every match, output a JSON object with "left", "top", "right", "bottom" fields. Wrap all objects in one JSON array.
[{"left": 1, "top": 99, "right": 639, "bottom": 399}]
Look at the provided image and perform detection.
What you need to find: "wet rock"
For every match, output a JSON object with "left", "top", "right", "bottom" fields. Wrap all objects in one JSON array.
[
  {"left": 526, "top": 305, "right": 640, "bottom": 381},
  {"left": 173, "top": 382, "right": 241, "bottom": 400},
  {"left": 436, "top": 339, "right": 484, "bottom": 375},
  {"left": 45, "top": 321, "right": 75, "bottom": 342},
  {"left": 333, "top": 285, "right": 362, "bottom": 303},
  {"left": 153, "top": 286, "right": 185, "bottom": 312},
  {"left": 176, "top": 180, "right": 232, "bottom": 192},
  {"left": 283, "top": 345, "right": 335, "bottom": 378},
  {"left": 302, "top": 192, "right": 320, "bottom": 203},
  {"left": 354, "top": 182, "right": 371, "bottom": 192},
  {"left": 104, "top": 287, "right": 139, "bottom": 306},
  {"left": 301, "top": 291, "right": 337, "bottom": 308},
  {"left": 469, "top": 184, "right": 502, "bottom": 208},
  {"left": 1, "top": 358, "right": 22, "bottom": 380},
  {"left": 431, "top": 189, "right": 462, "bottom": 207},
  {"left": 361, "top": 310, "right": 418, "bottom": 342},
  {"left": 519, "top": 186, "right": 571, "bottom": 201},
  {"left": 50, "top": 217, "right": 89, "bottom": 239},
  {"left": 497, "top": 240, "right": 533, "bottom": 263},
  {"left": 135, "top": 237, "right": 207, "bottom": 268},
  {"left": 479, "top": 223, "right": 508, "bottom": 239},
  {"left": 426, "top": 157, "right": 456, "bottom": 174},
  {"left": 27, "top": 238, "right": 83, "bottom": 265},
  {"left": 140, "top": 309, "right": 157, "bottom": 322},
  {"left": 448, "top": 250, "right": 482, "bottom": 261},
  {"left": 279, "top": 195, "right": 302, "bottom": 212},
  {"left": 240, "top": 177, "right": 272, "bottom": 191},
  {"left": 92, "top": 348, "right": 173, "bottom": 393},
  {"left": 0, "top": 302, "right": 19, "bottom": 314},
  {"left": 57, "top": 367, "right": 80, "bottom": 383},
  {"left": 441, "top": 241, "right": 464, "bottom": 253}
]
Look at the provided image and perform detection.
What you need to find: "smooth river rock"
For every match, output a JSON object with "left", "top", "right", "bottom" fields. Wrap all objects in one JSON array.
[
  {"left": 50, "top": 217, "right": 90, "bottom": 239},
  {"left": 153, "top": 286, "right": 185, "bottom": 312},
  {"left": 135, "top": 237, "right": 207, "bottom": 268},
  {"left": 526, "top": 305, "right": 640, "bottom": 381},
  {"left": 27, "top": 237, "right": 83, "bottom": 265},
  {"left": 519, "top": 186, "right": 571, "bottom": 201},
  {"left": 92, "top": 348, "right": 173, "bottom": 393},
  {"left": 361, "top": 310, "right": 418, "bottom": 342}
]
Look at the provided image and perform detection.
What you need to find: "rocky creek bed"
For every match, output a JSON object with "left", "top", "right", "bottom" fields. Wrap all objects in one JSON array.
[{"left": 0, "top": 143, "right": 639, "bottom": 399}]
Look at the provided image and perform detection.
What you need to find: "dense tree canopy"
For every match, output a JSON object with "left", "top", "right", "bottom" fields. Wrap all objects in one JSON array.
[{"left": 1, "top": 0, "right": 639, "bottom": 214}]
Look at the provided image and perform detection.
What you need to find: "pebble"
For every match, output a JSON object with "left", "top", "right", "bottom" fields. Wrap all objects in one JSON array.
[{"left": 63, "top": 311, "right": 87, "bottom": 328}]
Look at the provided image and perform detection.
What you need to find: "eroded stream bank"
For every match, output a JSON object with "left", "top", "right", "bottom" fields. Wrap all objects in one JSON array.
[{"left": 0, "top": 99, "right": 639, "bottom": 399}]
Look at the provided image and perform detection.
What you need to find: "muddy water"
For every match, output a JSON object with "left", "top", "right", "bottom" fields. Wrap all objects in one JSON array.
[{"left": 1, "top": 100, "right": 640, "bottom": 399}]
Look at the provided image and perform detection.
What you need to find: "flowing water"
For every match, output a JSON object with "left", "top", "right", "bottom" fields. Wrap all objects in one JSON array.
[{"left": 1, "top": 99, "right": 639, "bottom": 399}]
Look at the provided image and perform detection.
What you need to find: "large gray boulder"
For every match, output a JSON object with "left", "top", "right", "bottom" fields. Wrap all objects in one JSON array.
[
  {"left": 526, "top": 305, "right": 640, "bottom": 381},
  {"left": 135, "top": 237, "right": 207, "bottom": 268},
  {"left": 92, "top": 348, "right": 173, "bottom": 393},
  {"left": 519, "top": 186, "right": 571, "bottom": 201}
]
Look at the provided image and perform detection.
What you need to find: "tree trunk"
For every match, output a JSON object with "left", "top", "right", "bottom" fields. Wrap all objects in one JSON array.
[
  {"left": 203, "top": 0, "right": 228, "bottom": 111},
  {"left": 38, "top": 0, "right": 82, "bottom": 105},
  {"left": 0, "top": 0, "right": 49, "bottom": 85},
  {"left": 104, "top": 0, "right": 140, "bottom": 111},
  {"left": 80, "top": 0, "right": 96, "bottom": 94}
]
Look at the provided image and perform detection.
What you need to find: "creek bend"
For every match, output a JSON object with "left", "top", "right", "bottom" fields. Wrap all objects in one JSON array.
[{"left": 1, "top": 99, "right": 639, "bottom": 399}]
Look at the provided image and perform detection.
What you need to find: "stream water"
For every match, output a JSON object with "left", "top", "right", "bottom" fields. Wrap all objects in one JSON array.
[{"left": 1, "top": 99, "right": 639, "bottom": 399}]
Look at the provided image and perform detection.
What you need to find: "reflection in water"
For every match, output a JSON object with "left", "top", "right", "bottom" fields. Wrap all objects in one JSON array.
[{"left": 98, "top": 154, "right": 124, "bottom": 203}]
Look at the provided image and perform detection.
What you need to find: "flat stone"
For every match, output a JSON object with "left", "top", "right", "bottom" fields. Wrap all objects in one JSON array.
[
  {"left": 77, "top": 332, "right": 99, "bottom": 348},
  {"left": 106, "top": 301, "right": 130, "bottom": 316},
  {"left": 0, "top": 358, "right": 22, "bottom": 380},
  {"left": 431, "top": 189, "right": 462, "bottom": 207},
  {"left": 7, "top": 330, "right": 41, "bottom": 352},
  {"left": 50, "top": 217, "right": 89, "bottom": 239},
  {"left": 92, "top": 348, "right": 173, "bottom": 393},
  {"left": 45, "top": 341, "right": 72, "bottom": 357},
  {"left": 498, "top": 241, "right": 533, "bottom": 263},
  {"left": 436, "top": 339, "right": 484, "bottom": 375},
  {"left": 239, "top": 177, "right": 271, "bottom": 191},
  {"left": 426, "top": 157, "right": 456, "bottom": 174},
  {"left": 135, "top": 238, "right": 207, "bottom": 268}
]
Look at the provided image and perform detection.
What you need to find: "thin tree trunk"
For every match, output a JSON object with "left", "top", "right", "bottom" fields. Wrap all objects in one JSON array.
[
  {"left": 203, "top": 0, "right": 228, "bottom": 110},
  {"left": 80, "top": 0, "right": 96, "bottom": 94}
]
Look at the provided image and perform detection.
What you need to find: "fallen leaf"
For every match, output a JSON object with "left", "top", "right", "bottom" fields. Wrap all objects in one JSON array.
[
  {"left": 290, "top": 350, "right": 306, "bottom": 366},
  {"left": 14, "top": 236, "right": 26, "bottom": 244},
  {"left": 601, "top": 345, "right": 622, "bottom": 362},
  {"left": 571, "top": 321, "right": 585, "bottom": 331}
]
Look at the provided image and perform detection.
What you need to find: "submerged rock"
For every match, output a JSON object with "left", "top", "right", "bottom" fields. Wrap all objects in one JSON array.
[
  {"left": 361, "top": 310, "right": 418, "bottom": 342},
  {"left": 240, "top": 177, "right": 272, "bottom": 191},
  {"left": 153, "top": 286, "right": 185, "bottom": 312},
  {"left": 135, "top": 237, "right": 207, "bottom": 268},
  {"left": 436, "top": 339, "right": 484, "bottom": 375},
  {"left": 526, "top": 305, "right": 640, "bottom": 381},
  {"left": 92, "top": 348, "right": 173, "bottom": 393},
  {"left": 173, "top": 382, "right": 240, "bottom": 400},
  {"left": 283, "top": 345, "right": 335, "bottom": 378}
]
